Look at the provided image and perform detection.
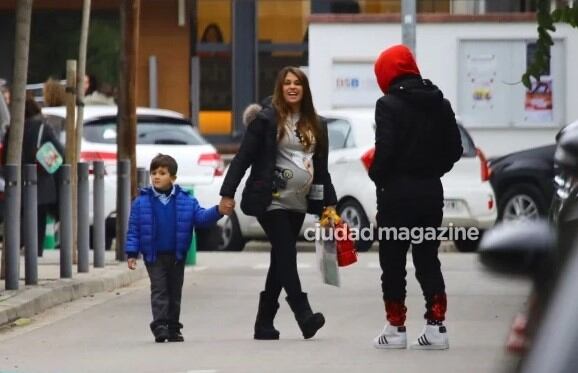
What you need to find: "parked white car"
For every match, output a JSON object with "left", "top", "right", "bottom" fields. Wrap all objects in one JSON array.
[
  {"left": 195, "top": 109, "right": 497, "bottom": 252},
  {"left": 41, "top": 105, "right": 224, "bottom": 248}
]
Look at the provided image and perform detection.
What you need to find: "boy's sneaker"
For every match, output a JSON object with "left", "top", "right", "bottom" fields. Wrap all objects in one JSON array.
[
  {"left": 410, "top": 323, "right": 449, "bottom": 350},
  {"left": 153, "top": 325, "right": 169, "bottom": 343},
  {"left": 373, "top": 323, "right": 407, "bottom": 349},
  {"left": 168, "top": 330, "right": 184, "bottom": 342}
]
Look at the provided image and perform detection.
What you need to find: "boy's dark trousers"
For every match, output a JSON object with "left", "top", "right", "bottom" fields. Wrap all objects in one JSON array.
[{"left": 145, "top": 253, "right": 185, "bottom": 334}]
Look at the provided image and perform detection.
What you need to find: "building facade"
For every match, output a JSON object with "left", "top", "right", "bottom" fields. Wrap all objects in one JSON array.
[{"left": 0, "top": 0, "right": 548, "bottom": 142}]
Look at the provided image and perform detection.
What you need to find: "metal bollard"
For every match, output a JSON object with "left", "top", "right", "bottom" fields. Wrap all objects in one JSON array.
[
  {"left": 23, "top": 165, "right": 38, "bottom": 285},
  {"left": 77, "top": 162, "right": 89, "bottom": 273},
  {"left": 59, "top": 165, "right": 72, "bottom": 278},
  {"left": 116, "top": 159, "right": 131, "bottom": 261},
  {"left": 93, "top": 161, "right": 105, "bottom": 268},
  {"left": 137, "top": 167, "right": 149, "bottom": 188},
  {"left": 4, "top": 165, "right": 20, "bottom": 290}
]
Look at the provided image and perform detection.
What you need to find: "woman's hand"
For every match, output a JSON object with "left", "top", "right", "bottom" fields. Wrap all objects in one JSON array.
[{"left": 219, "top": 196, "right": 235, "bottom": 216}]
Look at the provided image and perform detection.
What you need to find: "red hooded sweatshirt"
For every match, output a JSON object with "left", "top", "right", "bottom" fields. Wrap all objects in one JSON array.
[{"left": 374, "top": 44, "right": 421, "bottom": 94}]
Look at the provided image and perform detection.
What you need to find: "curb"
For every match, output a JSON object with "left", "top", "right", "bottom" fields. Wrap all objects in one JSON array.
[{"left": 0, "top": 266, "right": 147, "bottom": 327}]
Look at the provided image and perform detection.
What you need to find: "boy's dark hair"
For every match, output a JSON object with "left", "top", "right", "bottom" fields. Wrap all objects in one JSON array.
[{"left": 150, "top": 153, "right": 178, "bottom": 176}]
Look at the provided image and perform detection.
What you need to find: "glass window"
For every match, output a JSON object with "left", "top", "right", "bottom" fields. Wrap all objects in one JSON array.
[
  {"left": 84, "top": 117, "right": 207, "bottom": 145},
  {"left": 327, "top": 118, "right": 352, "bottom": 150},
  {"left": 197, "top": 0, "right": 232, "bottom": 112},
  {"left": 458, "top": 125, "right": 476, "bottom": 157}
]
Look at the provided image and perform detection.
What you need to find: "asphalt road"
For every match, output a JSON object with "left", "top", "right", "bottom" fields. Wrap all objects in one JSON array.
[{"left": 0, "top": 249, "right": 528, "bottom": 373}]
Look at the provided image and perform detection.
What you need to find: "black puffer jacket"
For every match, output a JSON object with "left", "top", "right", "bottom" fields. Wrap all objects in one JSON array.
[
  {"left": 369, "top": 76, "right": 463, "bottom": 187},
  {"left": 220, "top": 105, "right": 337, "bottom": 217}
]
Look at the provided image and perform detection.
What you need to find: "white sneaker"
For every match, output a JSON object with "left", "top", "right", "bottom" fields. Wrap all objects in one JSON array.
[
  {"left": 410, "top": 324, "right": 449, "bottom": 350},
  {"left": 373, "top": 323, "right": 407, "bottom": 349}
]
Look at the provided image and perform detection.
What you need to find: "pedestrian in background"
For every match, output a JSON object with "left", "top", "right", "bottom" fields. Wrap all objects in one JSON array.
[
  {"left": 83, "top": 74, "right": 115, "bottom": 106},
  {"left": 43, "top": 78, "right": 66, "bottom": 107},
  {"left": 219, "top": 66, "right": 338, "bottom": 340},
  {"left": 1, "top": 80, "right": 11, "bottom": 106},
  {"left": 125, "top": 153, "right": 231, "bottom": 343},
  {"left": 2, "top": 95, "right": 65, "bottom": 257},
  {"left": 0, "top": 79, "right": 10, "bottom": 139},
  {"left": 42, "top": 78, "right": 67, "bottom": 136},
  {"left": 370, "top": 44, "right": 462, "bottom": 350}
]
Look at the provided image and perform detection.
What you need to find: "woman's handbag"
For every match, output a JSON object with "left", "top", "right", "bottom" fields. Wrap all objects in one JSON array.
[
  {"left": 315, "top": 208, "right": 358, "bottom": 286},
  {"left": 334, "top": 221, "right": 358, "bottom": 267},
  {"left": 315, "top": 224, "right": 340, "bottom": 287},
  {"left": 35, "top": 123, "right": 63, "bottom": 174}
]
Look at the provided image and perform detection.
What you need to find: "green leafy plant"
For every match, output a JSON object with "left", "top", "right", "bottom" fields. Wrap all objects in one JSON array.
[{"left": 524, "top": 0, "right": 578, "bottom": 88}]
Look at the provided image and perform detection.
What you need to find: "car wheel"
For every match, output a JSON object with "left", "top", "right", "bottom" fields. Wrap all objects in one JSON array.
[
  {"left": 219, "top": 212, "right": 245, "bottom": 251},
  {"left": 499, "top": 183, "right": 546, "bottom": 221},
  {"left": 454, "top": 230, "right": 484, "bottom": 253},
  {"left": 338, "top": 199, "right": 373, "bottom": 252}
]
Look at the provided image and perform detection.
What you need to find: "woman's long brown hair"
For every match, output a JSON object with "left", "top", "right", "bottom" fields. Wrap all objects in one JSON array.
[{"left": 272, "top": 66, "right": 325, "bottom": 154}]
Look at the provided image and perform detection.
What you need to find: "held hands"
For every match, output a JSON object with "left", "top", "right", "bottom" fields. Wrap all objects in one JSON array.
[
  {"left": 127, "top": 258, "right": 137, "bottom": 270},
  {"left": 219, "top": 196, "right": 235, "bottom": 216},
  {"left": 320, "top": 206, "right": 341, "bottom": 227}
]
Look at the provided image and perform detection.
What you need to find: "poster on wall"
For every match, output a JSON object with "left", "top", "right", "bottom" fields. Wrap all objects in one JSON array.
[
  {"left": 524, "top": 76, "right": 553, "bottom": 123},
  {"left": 524, "top": 43, "right": 554, "bottom": 124},
  {"left": 331, "top": 59, "right": 382, "bottom": 108},
  {"left": 465, "top": 53, "right": 497, "bottom": 111}
]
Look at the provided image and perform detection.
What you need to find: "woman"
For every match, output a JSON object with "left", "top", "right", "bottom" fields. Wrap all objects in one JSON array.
[
  {"left": 219, "top": 66, "right": 337, "bottom": 340},
  {"left": 2, "top": 96, "right": 65, "bottom": 257}
]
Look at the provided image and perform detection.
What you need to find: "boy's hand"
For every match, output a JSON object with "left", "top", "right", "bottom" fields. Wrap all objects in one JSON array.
[
  {"left": 219, "top": 196, "right": 235, "bottom": 216},
  {"left": 127, "top": 258, "right": 137, "bottom": 270}
]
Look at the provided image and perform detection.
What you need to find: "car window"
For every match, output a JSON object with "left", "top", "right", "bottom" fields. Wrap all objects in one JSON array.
[
  {"left": 458, "top": 125, "right": 476, "bottom": 157},
  {"left": 326, "top": 118, "right": 353, "bottom": 150},
  {"left": 84, "top": 116, "right": 207, "bottom": 145}
]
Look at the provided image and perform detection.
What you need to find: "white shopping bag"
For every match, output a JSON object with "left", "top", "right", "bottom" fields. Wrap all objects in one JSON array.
[{"left": 315, "top": 226, "right": 340, "bottom": 287}]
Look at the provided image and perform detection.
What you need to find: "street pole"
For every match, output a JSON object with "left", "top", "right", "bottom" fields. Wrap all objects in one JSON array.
[
  {"left": 93, "top": 161, "right": 106, "bottom": 268},
  {"left": 401, "top": 0, "right": 416, "bottom": 55},
  {"left": 23, "top": 165, "right": 38, "bottom": 285},
  {"left": 231, "top": 0, "right": 257, "bottom": 140}
]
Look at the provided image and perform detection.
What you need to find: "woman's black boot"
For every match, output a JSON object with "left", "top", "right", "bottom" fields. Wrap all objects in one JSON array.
[
  {"left": 286, "top": 292, "right": 325, "bottom": 339},
  {"left": 254, "top": 291, "right": 280, "bottom": 340}
]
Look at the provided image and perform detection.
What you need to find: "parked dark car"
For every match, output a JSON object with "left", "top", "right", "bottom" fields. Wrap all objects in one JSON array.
[{"left": 489, "top": 145, "right": 555, "bottom": 221}]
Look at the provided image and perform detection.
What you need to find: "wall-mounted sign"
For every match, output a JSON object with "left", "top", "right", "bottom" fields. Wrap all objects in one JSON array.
[{"left": 331, "top": 59, "right": 382, "bottom": 108}]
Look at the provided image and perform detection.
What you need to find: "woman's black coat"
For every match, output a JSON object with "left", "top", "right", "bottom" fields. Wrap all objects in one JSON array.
[
  {"left": 220, "top": 106, "right": 337, "bottom": 217},
  {"left": 3, "top": 114, "right": 65, "bottom": 206}
]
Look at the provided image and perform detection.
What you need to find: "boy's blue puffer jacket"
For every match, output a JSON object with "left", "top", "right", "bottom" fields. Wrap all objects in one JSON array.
[{"left": 125, "top": 185, "right": 221, "bottom": 263}]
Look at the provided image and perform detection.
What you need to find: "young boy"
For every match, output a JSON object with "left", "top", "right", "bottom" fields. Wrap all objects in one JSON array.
[{"left": 126, "top": 153, "right": 233, "bottom": 342}]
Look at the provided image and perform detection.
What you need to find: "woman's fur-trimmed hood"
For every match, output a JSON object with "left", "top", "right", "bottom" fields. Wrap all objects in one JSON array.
[{"left": 242, "top": 103, "right": 262, "bottom": 127}]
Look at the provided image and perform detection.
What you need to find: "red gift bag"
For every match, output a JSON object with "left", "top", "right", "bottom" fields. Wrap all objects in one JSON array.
[{"left": 334, "top": 221, "right": 357, "bottom": 267}]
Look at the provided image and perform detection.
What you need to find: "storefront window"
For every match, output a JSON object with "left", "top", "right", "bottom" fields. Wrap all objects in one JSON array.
[{"left": 196, "top": 0, "right": 231, "bottom": 112}]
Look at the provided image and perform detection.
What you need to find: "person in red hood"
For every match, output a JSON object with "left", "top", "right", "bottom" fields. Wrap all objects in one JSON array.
[{"left": 370, "top": 44, "right": 463, "bottom": 350}]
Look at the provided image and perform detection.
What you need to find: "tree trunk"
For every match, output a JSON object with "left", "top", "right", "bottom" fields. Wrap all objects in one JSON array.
[
  {"left": 65, "top": 61, "right": 78, "bottom": 264},
  {"left": 76, "top": 0, "right": 91, "bottom": 158},
  {"left": 1, "top": 0, "right": 34, "bottom": 280},
  {"left": 75, "top": 0, "right": 91, "bottom": 263},
  {"left": 116, "top": 0, "right": 140, "bottom": 261}
]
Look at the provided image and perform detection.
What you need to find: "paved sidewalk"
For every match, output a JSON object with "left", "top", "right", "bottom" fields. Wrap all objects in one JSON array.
[{"left": 0, "top": 250, "right": 147, "bottom": 326}]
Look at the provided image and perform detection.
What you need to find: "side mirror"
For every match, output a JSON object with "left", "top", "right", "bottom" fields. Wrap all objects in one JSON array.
[
  {"left": 555, "top": 128, "right": 578, "bottom": 170},
  {"left": 478, "top": 219, "right": 556, "bottom": 276}
]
